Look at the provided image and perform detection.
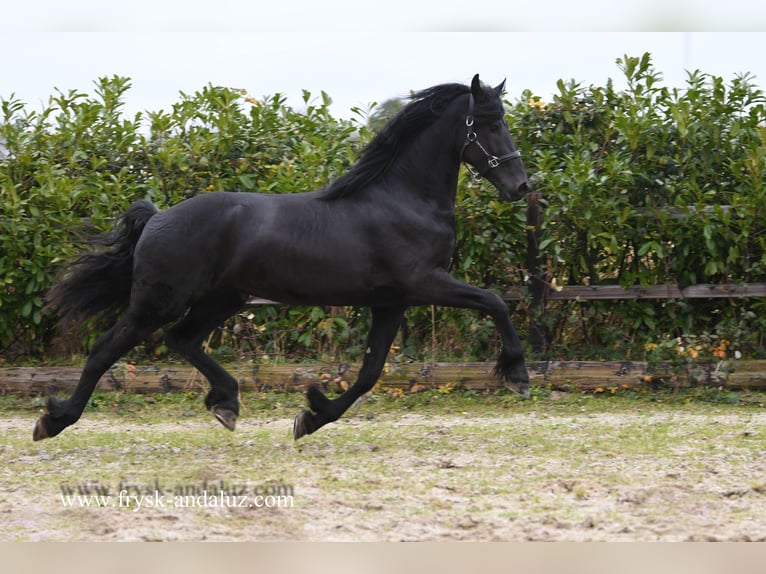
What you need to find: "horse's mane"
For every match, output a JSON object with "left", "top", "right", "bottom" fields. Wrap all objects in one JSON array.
[{"left": 319, "top": 80, "right": 503, "bottom": 200}]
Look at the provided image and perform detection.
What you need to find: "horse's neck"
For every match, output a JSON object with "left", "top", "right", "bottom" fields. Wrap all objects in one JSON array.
[{"left": 386, "top": 117, "right": 462, "bottom": 208}]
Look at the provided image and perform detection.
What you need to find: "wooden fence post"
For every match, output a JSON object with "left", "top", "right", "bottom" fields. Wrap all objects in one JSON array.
[{"left": 526, "top": 192, "right": 547, "bottom": 353}]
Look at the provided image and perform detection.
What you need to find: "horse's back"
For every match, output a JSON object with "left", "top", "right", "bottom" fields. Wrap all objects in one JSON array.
[
  {"left": 131, "top": 191, "right": 334, "bottom": 299},
  {"left": 132, "top": 193, "right": 258, "bottom": 293}
]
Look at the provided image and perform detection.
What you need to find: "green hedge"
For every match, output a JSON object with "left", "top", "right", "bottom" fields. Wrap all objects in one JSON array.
[
  {"left": 0, "top": 77, "right": 364, "bottom": 359},
  {"left": 1, "top": 53, "right": 765, "bottom": 363},
  {"left": 509, "top": 54, "right": 766, "bottom": 358}
]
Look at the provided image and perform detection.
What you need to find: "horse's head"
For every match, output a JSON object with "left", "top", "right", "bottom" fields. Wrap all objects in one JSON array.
[{"left": 460, "top": 74, "right": 529, "bottom": 202}]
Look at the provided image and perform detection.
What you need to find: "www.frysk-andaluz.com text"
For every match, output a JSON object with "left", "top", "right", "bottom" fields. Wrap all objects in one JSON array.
[{"left": 59, "top": 479, "right": 294, "bottom": 511}]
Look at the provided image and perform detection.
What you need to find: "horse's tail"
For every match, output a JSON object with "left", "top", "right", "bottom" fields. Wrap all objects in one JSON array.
[{"left": 46, "top": 199, "right": 159, "bottom": 327}]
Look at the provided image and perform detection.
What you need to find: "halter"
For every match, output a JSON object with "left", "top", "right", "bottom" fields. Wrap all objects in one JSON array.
[{"left": 460, "top": 94, "right": 522, "bottom": 183}]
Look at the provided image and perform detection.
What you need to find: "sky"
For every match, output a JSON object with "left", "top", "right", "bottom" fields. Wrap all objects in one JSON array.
[{"left": 2, "top": 3, "right": 766, "bottom": 120}]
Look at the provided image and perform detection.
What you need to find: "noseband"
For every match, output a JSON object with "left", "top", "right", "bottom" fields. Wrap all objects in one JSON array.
[{"left": 460, "top": 94, "right": 522, "bottom": 183}]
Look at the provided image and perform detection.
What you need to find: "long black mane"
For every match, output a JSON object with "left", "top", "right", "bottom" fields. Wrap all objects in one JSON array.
[{"left": 321, "top": 81, "right": 501, "bottom": 200}]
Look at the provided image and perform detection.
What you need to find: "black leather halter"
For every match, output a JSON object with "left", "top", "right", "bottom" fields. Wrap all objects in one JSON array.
[{"left": 460, "top": 94, "right": 522, "bottom": 182}]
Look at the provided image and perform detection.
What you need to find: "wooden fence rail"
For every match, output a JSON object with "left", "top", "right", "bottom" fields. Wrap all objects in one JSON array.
[{"left": 503, "top": 283, "right": 766, "bottom": 301}]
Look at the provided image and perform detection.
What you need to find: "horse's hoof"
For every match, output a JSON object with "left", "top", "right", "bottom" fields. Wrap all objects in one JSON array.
[
  {"left": 212, "top": 407, "right": 237, "bottom": 431},
  {"left": 32, "top": 417, "right": 49, "bottom": 441},
  {"left": 505, "top": 381, "right": 531, "bottom": 398}
]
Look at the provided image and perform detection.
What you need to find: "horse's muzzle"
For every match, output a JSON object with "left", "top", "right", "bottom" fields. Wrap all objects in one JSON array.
[{"left": 500, "top": 181, "right": 530, "bottom": 202}]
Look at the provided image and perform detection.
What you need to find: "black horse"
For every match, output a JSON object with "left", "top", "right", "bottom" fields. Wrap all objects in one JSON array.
[{"left": 35, "top": 74, "right": 530, "bottom": 442}]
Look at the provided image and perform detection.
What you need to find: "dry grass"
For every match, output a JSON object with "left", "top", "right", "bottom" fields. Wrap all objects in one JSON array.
[{"left": 2, "top": 389, "right": 766, "bottom": 541}]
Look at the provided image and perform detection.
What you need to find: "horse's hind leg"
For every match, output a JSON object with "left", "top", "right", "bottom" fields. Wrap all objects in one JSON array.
[
  {"left": 33, "top": 311, "right": 164, "bottom": 441},
  {"left": 293, "top": 305, "right": 406, "bottom": 439},
  {"left": 164, "top": 290, "right": 248, "bottom": 431}
]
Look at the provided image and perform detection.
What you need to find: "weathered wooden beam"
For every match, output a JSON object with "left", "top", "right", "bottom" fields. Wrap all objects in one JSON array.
[
  {"left": 2, "top": 360, "right": 765, "bottom": 396},
  {"left": 502, "top": 283, "right": 766, "bottom": 301}
]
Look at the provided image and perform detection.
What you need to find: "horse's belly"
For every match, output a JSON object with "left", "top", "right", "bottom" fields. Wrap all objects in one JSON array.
[{"left": 229, "top": 249, "right": 404, "bottom": 306}]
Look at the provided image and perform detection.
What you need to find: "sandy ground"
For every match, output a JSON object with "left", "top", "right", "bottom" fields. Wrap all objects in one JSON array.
[{"left": 2, "top": 407, "right": 766, "bottom": 541}]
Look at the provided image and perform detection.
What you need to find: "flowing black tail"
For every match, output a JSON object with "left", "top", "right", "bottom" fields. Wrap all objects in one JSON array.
[{"left": 46, "top": 199, "right": 159, "bottom": 327}]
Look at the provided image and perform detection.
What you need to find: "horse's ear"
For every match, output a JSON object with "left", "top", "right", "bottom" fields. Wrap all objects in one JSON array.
[
  {"left": 494, "top": 79, "right": 507, "bottom": 96},
  {"left": 471, "top": 74, "right": 482, "bottom": 99}
]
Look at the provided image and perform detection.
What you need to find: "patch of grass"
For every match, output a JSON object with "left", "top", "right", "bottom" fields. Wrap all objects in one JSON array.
[
  {"left": 4, "top": 385, "right": 766, "bottom": 541},
  {"left": 4, "top": 386, "right": 766, "bottom": 445},
  {"left": 3, "top": 382, "right": 766, "bottom": 417}
]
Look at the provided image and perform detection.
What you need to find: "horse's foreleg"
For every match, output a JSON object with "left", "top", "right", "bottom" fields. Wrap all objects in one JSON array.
[
  {"left": 293, "top": 305, "right": 406, "bottom": 439},
  {"left": 408, "top": 271, "right": 529, "bottom": 395},
  {"left": 33, "top": 313, "right": 158, "bottom": 441}
]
